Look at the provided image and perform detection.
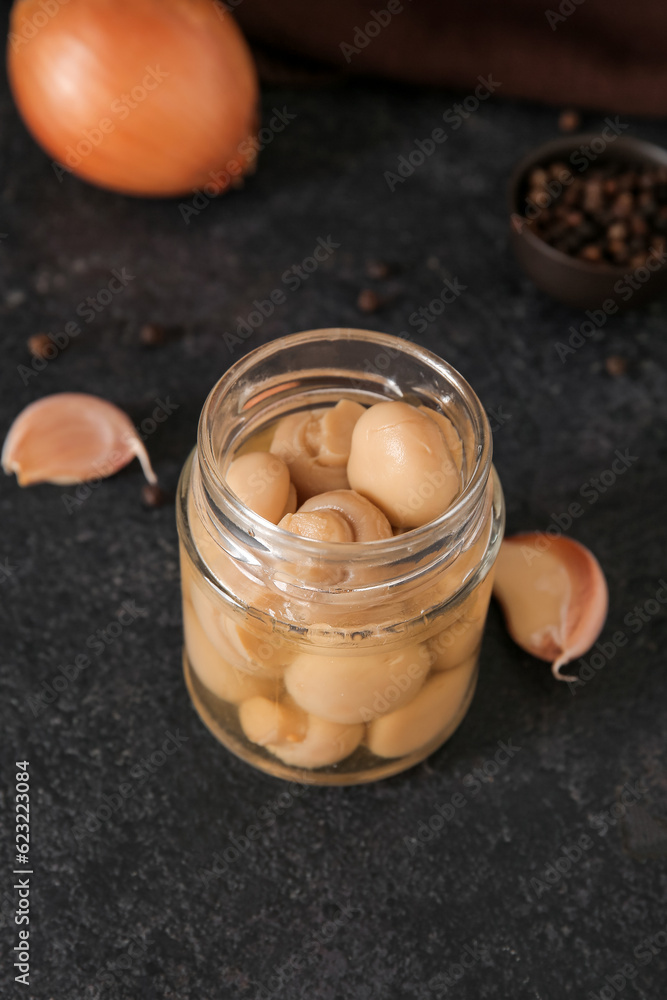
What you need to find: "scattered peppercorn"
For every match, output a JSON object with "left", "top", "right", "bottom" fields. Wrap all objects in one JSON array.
[
  {"left": 139, "top": 323, "right": 169, "bottom": 347},
  {"left": 520, "top": 160, "right": 667, "bottom": 266},
  {"left": 604, "top": 355, "right": 628, "bottom": 377},
  {"left": 607, "top": 222, "right": 627, "bottom": 242},
  {"left": 28, "top": 333, "right": 54, "bottom": 359},
  {"left": 579, "top": 244, "right": 601, "bottom": 262},
  {"left": 558, "top": 109, "right": 581, "bottom": 133},
  {"left": 365, "top": 259, "right": 392, "bottom": 280},
  {"left": 141, "top": 483, "right": 168, "bottom": 508},
  {"left": 357, "top": 289, "right": 383, "bottom": 313}
]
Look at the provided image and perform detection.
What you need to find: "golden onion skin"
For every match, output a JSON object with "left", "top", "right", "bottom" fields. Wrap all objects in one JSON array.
[{"left": 8, "top": 0, "right": 259, "bottom": 197}]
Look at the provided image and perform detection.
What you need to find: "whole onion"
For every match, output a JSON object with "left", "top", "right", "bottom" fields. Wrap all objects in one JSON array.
[{"left": 7, "top": 0, "right": 259, "bottom": 197}]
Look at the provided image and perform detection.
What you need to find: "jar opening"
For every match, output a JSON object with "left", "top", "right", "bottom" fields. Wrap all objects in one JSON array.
[{"left": 190, "top": 329, "right": 496, "bottom": 604}]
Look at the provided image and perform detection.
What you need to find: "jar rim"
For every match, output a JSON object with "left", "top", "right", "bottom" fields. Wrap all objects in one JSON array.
[{"left": 196, "top": 328, "right": 493, "bottom": 571}]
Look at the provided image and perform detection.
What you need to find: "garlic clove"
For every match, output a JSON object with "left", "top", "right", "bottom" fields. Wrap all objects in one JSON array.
[
  {"left": 493, "top": 533, "right": 608, "bottom": 681},
  {"left": 2, "top": 393, "right": 157, "bottom": 487}
]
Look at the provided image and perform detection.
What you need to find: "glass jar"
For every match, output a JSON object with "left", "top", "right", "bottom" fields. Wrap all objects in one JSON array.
[{"left": 176, "top": 329, "right": 504, "bottom": 785}]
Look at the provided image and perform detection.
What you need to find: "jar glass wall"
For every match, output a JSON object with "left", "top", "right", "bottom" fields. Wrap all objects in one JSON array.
[{"left": 177, "top": 329, "right": 505, "bottom": 785}]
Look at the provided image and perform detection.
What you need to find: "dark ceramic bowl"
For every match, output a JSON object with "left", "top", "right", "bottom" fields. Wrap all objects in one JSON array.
[{"left": 508, "top": 134, "right": 667, "bottom": 309}]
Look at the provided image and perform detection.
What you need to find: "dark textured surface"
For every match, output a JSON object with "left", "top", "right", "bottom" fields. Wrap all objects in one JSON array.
[{"left": 1, "top": 54, "right": 666, "bottom": 1000}]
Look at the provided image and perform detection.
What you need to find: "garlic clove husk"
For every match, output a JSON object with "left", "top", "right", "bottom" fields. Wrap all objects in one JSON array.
[
  {"left": 2, "top": 392, "right": 157, "bottom": 487},
  {"left": 493, "top": 532, "right": 608, "bottom": 682}
]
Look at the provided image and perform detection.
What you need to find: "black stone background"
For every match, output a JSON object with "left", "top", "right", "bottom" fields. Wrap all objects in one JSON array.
[{"left": 1, "top": 21, "right": 666, "bottom": 1000}]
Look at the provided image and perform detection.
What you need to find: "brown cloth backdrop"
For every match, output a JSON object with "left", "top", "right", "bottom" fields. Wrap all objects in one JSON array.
[{"left": 236, "top": 0, "right": 667, "bottom": 116}]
